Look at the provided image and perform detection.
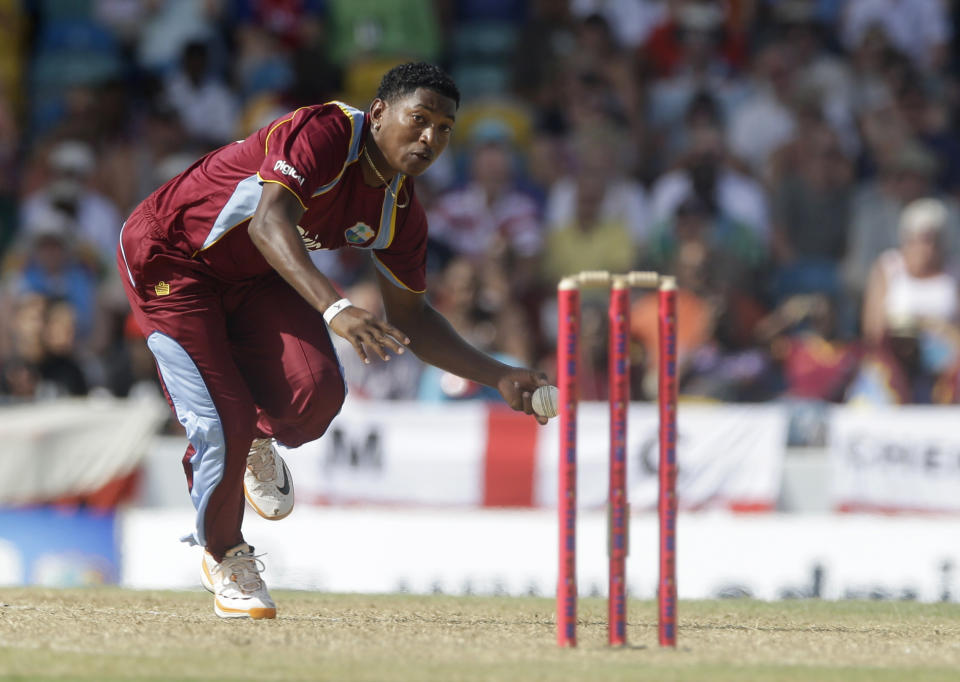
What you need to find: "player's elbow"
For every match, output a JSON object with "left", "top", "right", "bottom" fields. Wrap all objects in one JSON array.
[
  {"left": 383, "top": 296, "right": 424, "bottom": 329},
  {"left": 247, "top": 216, "right": 271, "bottom": 253}
]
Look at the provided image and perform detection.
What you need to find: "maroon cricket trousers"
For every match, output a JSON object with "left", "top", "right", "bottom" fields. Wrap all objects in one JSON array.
[{"left": 117, "top": 206, "right": 346, "bottom": 560}]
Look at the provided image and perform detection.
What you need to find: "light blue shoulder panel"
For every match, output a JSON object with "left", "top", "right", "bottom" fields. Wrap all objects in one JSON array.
[
  {"left": 201, "top": 174, "right": 263, "bottom": 250},
  {"left": 311, "top": 102, "right": 366, "bottom": 196}
]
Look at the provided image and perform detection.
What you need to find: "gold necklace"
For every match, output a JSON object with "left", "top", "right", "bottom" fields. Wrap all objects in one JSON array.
[{"left": 363, "top": 146, "right": 409, "bottom": 209}]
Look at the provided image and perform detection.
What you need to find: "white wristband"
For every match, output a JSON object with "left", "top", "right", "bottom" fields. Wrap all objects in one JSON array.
[{"left": 323, "top": 298, "right": 353, "bottom": 325}]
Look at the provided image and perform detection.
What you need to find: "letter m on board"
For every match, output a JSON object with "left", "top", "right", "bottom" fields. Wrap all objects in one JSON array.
[{"left": 325, "top": 427, "right": 383, "bottom": 470}]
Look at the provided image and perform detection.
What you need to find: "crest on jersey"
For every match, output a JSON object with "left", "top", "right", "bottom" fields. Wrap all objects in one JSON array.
[{"left": 344, "top": 222, "right": 376, "bottom": 245}]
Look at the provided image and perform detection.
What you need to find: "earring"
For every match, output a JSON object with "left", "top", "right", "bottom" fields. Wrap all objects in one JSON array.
[{"left": 374, "top": 123, "right": 380, "bottom": 131}]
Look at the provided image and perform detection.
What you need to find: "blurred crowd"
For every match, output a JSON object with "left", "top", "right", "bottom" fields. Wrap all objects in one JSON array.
[{"left": 3, "top": 0, "right": 960, "bottom": 408}]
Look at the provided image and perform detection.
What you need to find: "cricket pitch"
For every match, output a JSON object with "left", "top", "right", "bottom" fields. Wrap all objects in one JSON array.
[{"left": 2, "top": 588, "right": 960, "bottom": 681}]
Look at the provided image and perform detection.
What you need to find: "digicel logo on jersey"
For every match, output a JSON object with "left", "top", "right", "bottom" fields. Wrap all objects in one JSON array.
[{"left": 274, "top": 160, "right": 305, "bottom": 186}]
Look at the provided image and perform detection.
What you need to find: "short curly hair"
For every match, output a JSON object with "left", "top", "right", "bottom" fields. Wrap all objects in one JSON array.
[{"left": 376, "top": 62, "right": 461, "bottom": 109}]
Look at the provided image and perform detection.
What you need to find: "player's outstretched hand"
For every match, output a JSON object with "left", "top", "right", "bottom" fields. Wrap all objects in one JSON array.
[
  {"left": 496, "top": 368, "right": 550, "bottom": 425},
  {"left": 328, "top": 306, "right": 410, "bottom": 364}
]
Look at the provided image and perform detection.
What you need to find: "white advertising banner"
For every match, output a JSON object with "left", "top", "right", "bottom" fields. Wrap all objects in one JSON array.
[
  {"left": 830, "top": 406, "right": 960, "bottom": 512},
  {"left": 280, "top": 401, "right": 489, "bottom": 507},
  {"left": 121, "top": 508, "right": 960, "bottom": 603},
  {"left": 280, "top": 402, "right": 786, "bottom": 511},
  {"left": 0, "top": 395, "right": 168, "bottom": 504},
  {"left": 535, "top": 403, "right": 787, "bottom": 511}
]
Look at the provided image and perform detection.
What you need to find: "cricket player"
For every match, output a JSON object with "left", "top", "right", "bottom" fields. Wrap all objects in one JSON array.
[{"left": 117, "top": 63, "right": 547, "bottom": 619}]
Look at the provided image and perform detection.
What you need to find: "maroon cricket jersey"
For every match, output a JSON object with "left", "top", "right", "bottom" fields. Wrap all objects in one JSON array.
[{"left": 134, "top": 101, "right": 427, "bottom": 291}]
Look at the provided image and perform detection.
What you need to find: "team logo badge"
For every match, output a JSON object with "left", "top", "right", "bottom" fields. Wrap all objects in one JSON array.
[
  {"left": 344, "top": 222, "right": 376, "bottom": 245},
  {"left": 154, "top": 281, "right": 170, "bottom": 296}
]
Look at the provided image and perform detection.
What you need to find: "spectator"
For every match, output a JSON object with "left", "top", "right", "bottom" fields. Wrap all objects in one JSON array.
[
  {"left": 94, "top": 0, "right": 149, "bottom": 48},
  {"left": 642, "top": 0, "right": 748, "bottom": 79},
  {"left": 850, "top": 198, "right": 960, "bottom": 403},
  {"left": 569, "top": 0, "right": 667, "bottom": 52},
  {"left": 842, "top": 0, "right": 951, "bottom": 72},
  {"left": 540, "top": 126, "right": 646, "bottom": 286},
  {"left": 565, "top": 13, "right": 640, "bottom": 132},
  {"left": 854, "top": 48, "right": 940, "bottom": 181},
  {"left": 99, "top": 101, "right": 191, "bottom": 216},
  {"left": 861, "top": 198, "right": 958, "bottom": 347},
  {"left": 3, "top": 210, "right": 99, "bottom": 343},
  {"left": 546, "top": 124, "right": 647, "bottom": 240},
  {"left": 163, "top": 40, "right": 239, "bottom": 147},
  {"left": 645, "top": 194, "right": 765, "bottom": 286},
  {"left": 648, "top": 124, "right": 769, "bottom": 244},
  {"left": 287, "top": 14, "right": 341, "bottom": 109},
  {"left": 428, "top": 133, "right": 542, "bottom": 287},
  {"left": 37, "top": 297, "right": 89, "bottom": 397},
  {"left": 229, "top": 0, "right": 327, "bottom": 49},
  {"left": 847, "top": 24, "right": 901, "bottom": 120},
  {"left": 0, "top": 291, "right": 90, "bottom": 400},
  {"left": 644, "top": 0, "right": 752, "bottom": 175},
  {"left": 231, "top": 24, "right": 294, "bottom": 102},
  {"left": 896, "top": 79, "right": 960, "bottom": 194},
  {"left": 511, "top": 0, "right": 577, "bottom": 111},
  {"left": 756, "top": 293, "right": 860, "bottom": 402},
  {"left": 772, "top": 0, "right": 859, "bottom": 157},
  {"left": 20, "top": 140, "right": 123, "bottom": 271},
  {"left": 768, "top": 115, "right": 853, "bottom": 302},
  {"left": 134, "top": 0, "right": 223, "bottom": 75},
  {"left": 727, "top": 43, "right": 798, "bottom": 179},
  {"left": 658, "top": 89, "right": 722, "bottom": 178},
  {"left": 0, "top": 292, "right": 45, "bottom": 399}
]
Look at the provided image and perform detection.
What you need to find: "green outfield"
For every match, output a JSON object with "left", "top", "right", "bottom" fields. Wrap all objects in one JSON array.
[{"left": 1, "top": 588, "right": 959, "bottom": 681}]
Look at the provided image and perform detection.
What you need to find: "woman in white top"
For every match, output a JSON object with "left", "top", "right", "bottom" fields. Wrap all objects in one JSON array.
[{"left": 862, "top": 197, "right": 960, "bottom": 346}]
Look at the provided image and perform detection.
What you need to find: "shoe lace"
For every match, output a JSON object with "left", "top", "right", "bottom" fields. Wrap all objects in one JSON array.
[
  {"left": 248, "top": 438, "right": 277, "bottom": 483},
  {"left": 219, "top": 550, "right": 266, "bottom": 594}
]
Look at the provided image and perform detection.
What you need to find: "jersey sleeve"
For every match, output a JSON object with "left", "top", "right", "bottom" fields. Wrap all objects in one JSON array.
[
  {"left": 258, "top": 105, "right": 357, "bottom": 208},
  {"left": 371, "top": 193, "right": 428, "bottom": 293}
]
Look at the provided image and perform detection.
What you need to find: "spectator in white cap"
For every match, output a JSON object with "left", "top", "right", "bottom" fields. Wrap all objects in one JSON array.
[
  {"left": 849, "top": 197, "right": 960, "bottom": 404},
  {"left": 20, "top": 139, "right": 122, "bottom": 271},
  {"left": 861, "top": 197, "right": 958, "bottom": 347}
]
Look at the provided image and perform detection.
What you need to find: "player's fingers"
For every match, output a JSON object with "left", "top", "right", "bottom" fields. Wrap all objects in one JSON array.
[
  {"left": 521, "top": 389, "right": 535, "bottom": 415},
  {"left": 515, "top": 371, "right": 548, "bottom": 393},
  {"left": 372, "top": 323, "right": 407, "bottom": 354},
  {"left": 350, "top": 337, "right": 370, "bottom": 365},
  {"left": 498, "top": 380, "right": 519, "bottom": 410},
  {"left": 360, "top": 330, "right": 392, "bottom": 362},
  {"left": 380, "top": 321, "right": 410, "bottom": 346}
]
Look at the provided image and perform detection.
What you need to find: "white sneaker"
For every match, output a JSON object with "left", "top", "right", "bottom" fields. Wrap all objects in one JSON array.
[
  {"left": 201, "top": 543, "right": 276, "bottom": 619},
  {"left": 244, "top": 438, "right": 294, "bottom": 520}
]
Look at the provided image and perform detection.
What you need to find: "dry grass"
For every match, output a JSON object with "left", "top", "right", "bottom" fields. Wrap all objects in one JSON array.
[{"left": 2, "top": 588, "right": 960, "bottom": 681}]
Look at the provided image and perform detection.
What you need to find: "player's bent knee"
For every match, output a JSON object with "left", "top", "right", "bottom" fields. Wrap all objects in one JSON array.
[
  {"left": 301, "top": 379, "right": 346, "bottom": 440},
  {"left": 271, "top": 377, "right": 346, "bottom": 447}
]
